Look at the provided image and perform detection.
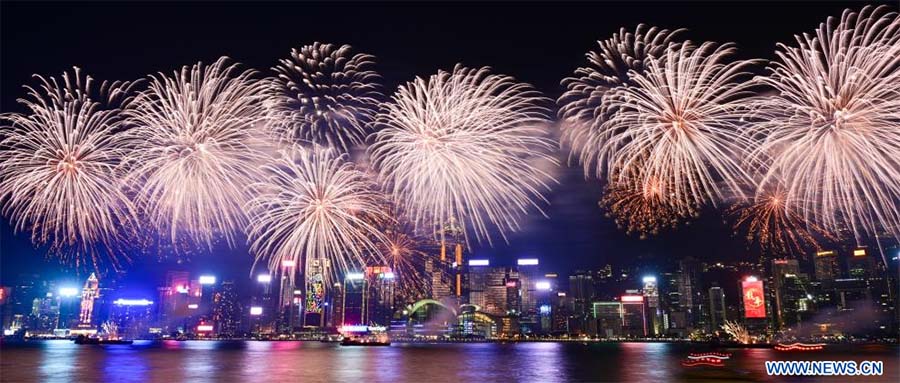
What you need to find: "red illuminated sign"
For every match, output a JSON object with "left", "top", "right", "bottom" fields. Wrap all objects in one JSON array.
[{"left": 742, "top": 280, "right": 766, "bottom": 318}]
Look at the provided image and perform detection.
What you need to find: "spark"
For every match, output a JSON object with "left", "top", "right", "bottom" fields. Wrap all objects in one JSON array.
[
  {"left": 246, "top": 145, "right": 391, "bottom": 283},
  {"left": 123, "top": 57, "right": 270, "bottom": 248},
  {"left": 370, "top": 65, "right": 556, "bottom": 245},
  {"left": 0, "top": 68, "right": 138, "bottom": 271},
  {"left": 268, "top": 42, "right": 383, "bottom": 152},
  {"left": 751, "top": 6, "right": 900, "bottom": 247}
]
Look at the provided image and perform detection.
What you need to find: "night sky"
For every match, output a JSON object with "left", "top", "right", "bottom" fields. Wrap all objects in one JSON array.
[{"left": 1, "top": 1, "right": 891, "bottom": 290}]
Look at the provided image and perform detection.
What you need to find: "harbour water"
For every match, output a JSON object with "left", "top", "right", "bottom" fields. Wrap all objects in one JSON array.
[{"left": 1, "top": 340, "right": 897, "bottom": 382}]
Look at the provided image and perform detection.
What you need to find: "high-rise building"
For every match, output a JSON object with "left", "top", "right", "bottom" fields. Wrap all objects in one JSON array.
[
  {"left": 304, "top": 259, "right": 329, "bottom": 328},
  {"left": 517, "top": 258, "right": 540, "bottom": 317},
  {"left": 109, "top": 298, "right": 155, "bottom": 338},
  {"left": 483, "top": 267, "right": 509, "bottom": 316},
  {"left": 341, "top": 273, "right": 367, "bottom": 326},
  {"left": 76, "top": 273, "right": 100, "bottom": 332},
  {"left": 708, "top": 286, "right": 726, "bottom": 333},
  {"left": 847, "top": 247, "right": 879, "bottom": 279},
  {"left": 466, "top": 259, "right": 491, "bottom": 309},
  {"left": 593, "top": 301, "right": 622, "bottom": 338},
  {"left": 814, "top": 250, "right": 841, "bottom": 282},
  {"left": 213, "top": 280, "right": 241, "bottom": 337},
  {"left": 621, "top": 295, "right": 647, "bottom": 338},
  {"left": 642, "top": 276, "right": 662, "bottom": 336},
  {"left": 366, "top": 266, "right": 396, "bottom": 326},
  {"left": 771, "top": 258, "right": 812, "bottom": 329}
]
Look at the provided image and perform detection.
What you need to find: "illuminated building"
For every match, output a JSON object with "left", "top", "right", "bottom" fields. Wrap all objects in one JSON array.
[
  {"left": 741, "top": 276, "right": 768, "bottom": 335},
  {"left": 676, "top": 258, "right": 703, "bottom": 331},
  {"left": 304, "top": 259, "right": 329, "bottom": 328},
  {"left": 366, "top": 266, "right": 396, "bottom": 326},
  {"left": 425, "top": 257, "right": 452, "bottom": 303},
  {"left": 276, "top": 259, "right": 300, "bottom": 334},
  {"left": 847, "top": 247, "right": 879, "bottom": 279},
  {"left": 483, "top": 267, "right": 510, "bottom": 316},
  {"left": 770, "top": 259, "right": 812, "bottom": 329},
  {"left": 75, "top": 273, "right": 99, "bottom": 332},
  {"left": 568, "top": 270, "right": 594, "bottom": 332},
  {"left": 109, "top": 298, "right": 155, "bottom": 338},
  {"left": 505, "top": 277, "right": 521, "bottom": 315},
  {"left": 341, "top": 273, "right": 367, "bottom": 326},
  {"left": 592, "top": 302, "right": 623, "bottom": 338},
  {"left": 157, "top": 271, "right": 196, "bottom": 333},
  {"left": 814, "top": 250, "right": 841, "bottom": 282},
  {"left": 707, "top": 286, "right": 726, "bottom": 333},
  {"left": 213, "top": 280, "right": 241, "bottom": 337},
  {"left": 642, "top": 276, "right": 662, "bottom": 336},
  {"left": 467, "top": 259, "right": 491, "bottom": 309},
  {"left": 516, "top": 258, "right": 540, "bottom": 333},
  {"left": 621, "top": 295, "right": 647, "bottom": 337}
]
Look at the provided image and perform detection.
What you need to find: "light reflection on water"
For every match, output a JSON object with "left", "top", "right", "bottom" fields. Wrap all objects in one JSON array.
[{"left": 2, "top": 340, "right": 897, "bottom": 383}]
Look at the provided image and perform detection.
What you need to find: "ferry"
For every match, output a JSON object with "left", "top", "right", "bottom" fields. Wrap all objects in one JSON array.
[{"left": 340, "top": 334, "right": 391, "bottom": 346}]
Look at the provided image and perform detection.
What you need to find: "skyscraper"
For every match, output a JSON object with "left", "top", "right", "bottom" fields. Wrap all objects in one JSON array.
[
  {"left": 708, "top": 286, "right": 726, "bottom": 333},
  {"left": 366, "top": 266, "right": 396, "bottom": 326},
  {"left": 642, "top": 276, "right": 662, "bottom": 336},
  {"left": 77, "top": 273, "right": 99, "bottom": 328},
  {"left": 814, "top": 250, "right": 841, "bottom": 282},
  {"left": 341, "top": 273, "right": 367, "bottom": 326}
]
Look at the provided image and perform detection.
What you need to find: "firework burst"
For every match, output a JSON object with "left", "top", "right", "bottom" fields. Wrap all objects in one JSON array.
[
  {"left": 752, "top": 6, "right": 900, "bottom": 244},
  {"left": 729, "top": 186, "right": 834, "bottom": 257},
  {"left": 569, "top": 41, "right": 759, "bottom": 212},
  {"left": 370, "top": 65, "right": 556, "bottom": 245},
  {"left": 601, "top": 176, "right": 696, "bottom": 239},
  {"left": 124, "top": 57, "right": 270, "bottom": 248},
  {"left": 0, "top": 68, "right": 139, "bottom": 270},
  {"left": 379, "top": 225, "right": 430, "bottom": 300},
  {"left": 246, "top": 145, "right": 390, "bottom": 282},
  {"left": 559, "top": 24, "right": 683, "bottom": 146},
  {"left": 268, "top": 42, "right": 383, "bottom": 151}
]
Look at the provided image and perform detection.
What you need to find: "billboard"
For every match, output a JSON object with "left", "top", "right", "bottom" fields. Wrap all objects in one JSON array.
[{"left": 742, "top": 279, "right": 766, "bottom": 318}]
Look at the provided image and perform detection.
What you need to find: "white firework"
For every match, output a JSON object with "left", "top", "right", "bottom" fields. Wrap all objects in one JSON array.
[
  {"left": 268, "top": 42, "right": 383, "bottom": 151},
  {"left": 370, "top": 65, "right": 556, "bottom": 245},
  {"left": 0, "top": 68, "right": 138, "bottom": 270},
  {"left": 246, "top": 145, "right": 390, "bottom": 281},
  {"left": 124, "top": 57, "right": 271, "bottom": 248},
  {"left": 559, "top": 24, "right": 684, "bottom": 136},
  {"left": 752, "top": 6, "right": 900, "bottom": 244},
  {"left": 571, "top": 41, "right": 760, "bottom": 213}
]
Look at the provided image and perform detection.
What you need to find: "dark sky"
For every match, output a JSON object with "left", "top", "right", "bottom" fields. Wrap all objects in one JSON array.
[{"left": 1, "top": 1, "right": 890, "bottom": 289}]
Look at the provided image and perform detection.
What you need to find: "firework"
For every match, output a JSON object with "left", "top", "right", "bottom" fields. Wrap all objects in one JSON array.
[
  {"left": 268, "top": 42, "right": 383, "bottom": 151},
  {"left": 123, "top": 57, "right": 270, "bottom": 248},
  {"left": 729, "top": 186, "right": 833, "bottom": 257},
  {"left": 370, "top": 65, "right": 556, "bottom": 245},
  {"left": 601, "top": 177, "right": 696, "bottom": 239},
  {"left": 0, "top": 68, "right": 138, "bottom": 270},
  {"left": 379, "top": 226, "right": 430, "bottom": 300},
  {"left": 752, "top": 6, "right": 900, "bottom": 244},
  {"left": 246, "top": 145, "right": 390, "bottom": 282},
  {"left": 569, "top": 41, "right": 759, "bottom": 212},
  {"left": 721, "top": 320, "right": 751, "bottom": 344},
  {"left": 559, "top": 24, "right": 683, "bottom": 147}
]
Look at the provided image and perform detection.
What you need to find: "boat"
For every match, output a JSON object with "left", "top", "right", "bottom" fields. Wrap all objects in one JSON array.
[
  {"left": 340, "top": 335, "right": 391, "bottom": 346},
  {"left": 679, "top": 352, "right": 761, "bottom": 381}
]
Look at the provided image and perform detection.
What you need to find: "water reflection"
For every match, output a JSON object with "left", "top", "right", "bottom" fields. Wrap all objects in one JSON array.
[{"left": 1, "top": 340, "right": 896, "bottom": 383}]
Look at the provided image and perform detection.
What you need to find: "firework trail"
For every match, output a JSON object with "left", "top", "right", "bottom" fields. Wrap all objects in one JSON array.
[
  {"left": 751, "top": 6, "right": 900, "bottom": 246},
  {"left": 268, "top": 42, "right": 383, "bottom": 152},
  {"left": 379, "top": 225, "right": 430, "bottom": 300},
  {"left": 0, "top": 68, "right": 139, "bottom": 270},
  {"left": 370, "top": 65, "right": 556, "bottom": 245},
  {"left": 567, "top": 41, "right": 759, "bottom": 214},
  {"left": 560, "top": 24, "right": 684, "bottom": 155},
  {"left": 123, "top": 57, "right": 271, "bottom": 248},
  {"left": 600, "top": 176, "right": 696, "bottom": 239},
  {"left": 246, "top": 145, "right": 390, "bottom": 282},
  {"left": 729, "top": 185, "right": 834, "bottom": 257}
]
